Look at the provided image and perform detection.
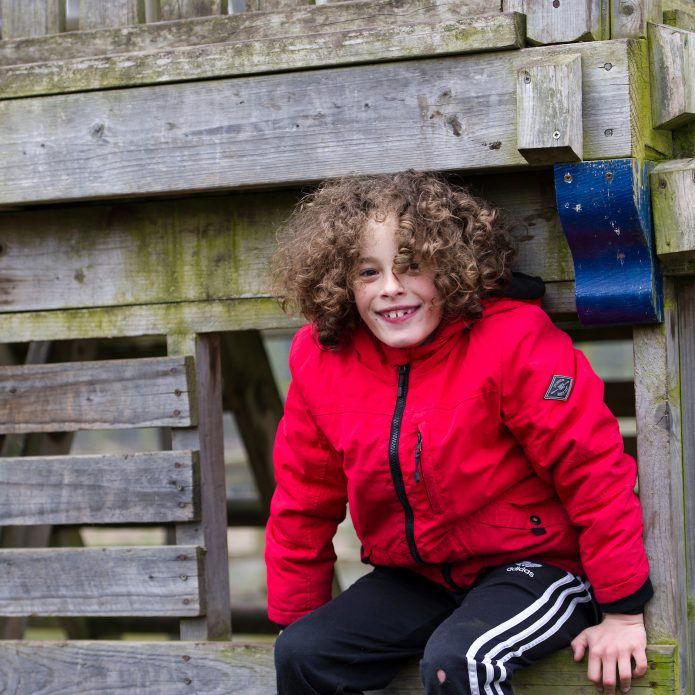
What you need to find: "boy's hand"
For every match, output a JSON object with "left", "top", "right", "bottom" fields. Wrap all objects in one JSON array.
[{"left": 571, "top": 613, "right": 647, "bottom": 694}]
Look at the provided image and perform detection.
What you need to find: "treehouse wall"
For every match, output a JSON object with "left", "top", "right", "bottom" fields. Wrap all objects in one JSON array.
[{"left": 0, "top": 1, "right": 693, "bottom": 694}]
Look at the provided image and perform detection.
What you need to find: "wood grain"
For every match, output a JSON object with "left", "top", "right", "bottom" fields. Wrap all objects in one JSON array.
[
  {"left": 0, "top": 0, "right": 63, "bottom": 39},
  {"left": 0, "top": 450, "right": 199, "bottom": 525},
  {"left": 0, "top": 546, "right": 203, "bottom": 616},
  {"left": 78, "top": 0, "right": 144, "bottom": 30},
  {"left": 0, "top": 356, "right": 194, "bottom": 433}
]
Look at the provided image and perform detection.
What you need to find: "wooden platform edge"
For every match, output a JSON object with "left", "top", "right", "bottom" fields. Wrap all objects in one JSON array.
[{"left": 0, "top": 641, "right": 676, "bottom": 695}]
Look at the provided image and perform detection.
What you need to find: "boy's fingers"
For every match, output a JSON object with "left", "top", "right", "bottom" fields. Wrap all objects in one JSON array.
[
  {"left": 571, "top": 632, "right": 588, "bottom": 661},
  {"left": 632, "top": 649, "right": 648, "bottom": 678},
  {"left": 618, "top": 655, "right": 633, "bottom": 692},
  {"left": 586, "top": 652, "right": 603, "bottom": 687}
]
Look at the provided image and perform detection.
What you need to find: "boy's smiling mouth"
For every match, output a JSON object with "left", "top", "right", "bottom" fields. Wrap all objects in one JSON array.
[{"left": 377, "top": 306, "right": 419, "bottom": 321}]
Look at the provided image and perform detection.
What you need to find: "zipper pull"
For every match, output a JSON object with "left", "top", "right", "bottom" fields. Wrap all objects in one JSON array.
[{"left": 414, "top": 430, "right": 422, "bottom": 482}]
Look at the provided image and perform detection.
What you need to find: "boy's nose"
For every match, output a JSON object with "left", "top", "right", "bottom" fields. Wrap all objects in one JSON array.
[{"left": 380, "top": 271, "right": 406, "bottom": 295}]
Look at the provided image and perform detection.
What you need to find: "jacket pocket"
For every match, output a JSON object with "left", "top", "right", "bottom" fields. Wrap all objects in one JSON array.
[{"left": 414, "top": 423, "right": 444, "bottom": 515}]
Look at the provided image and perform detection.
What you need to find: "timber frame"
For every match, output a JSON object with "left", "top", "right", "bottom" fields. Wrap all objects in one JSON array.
[{"left": 0, "top": 0, "right": 694, "bottom": 693}]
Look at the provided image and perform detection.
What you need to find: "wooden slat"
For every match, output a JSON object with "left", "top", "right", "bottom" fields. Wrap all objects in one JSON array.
[
  {"left": 0, "top": 0, "right": 64, "bottom": 39},
  {"left": 0, "top": 40, "right": 670, "bottom": 207},
  {"left": 0, "top": 0, "right": 508, "bottom": 67},
  {"left": 0, "top": 356, "right": 194, "bottom": 434},
  {"left": 0, "top": 450, "right": 199, "bottom": 526},
  {"left": 159, "top": 0, "right": 224, "bottom": 19},
  {"left": 168, "top": 334, "right": 231, "bottom": 640},
  {"left": 0, "top": 546, "right": 203, "bottom": 616},
  {"left": 633, "top": 279, "right": 689, "bottom": 692},
  {"left": 0, "top": 642, "right": 676, "bottom": 695},
  {"left": 0, "top": 14, "right": 526, "bottom": 99},
  {"left": 78, "top": 0, "right": 144, "bottom": 30}
]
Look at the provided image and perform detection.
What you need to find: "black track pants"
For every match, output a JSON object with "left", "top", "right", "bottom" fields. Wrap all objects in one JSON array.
[{"left": 274, "top": 561, "right": 597, "bottom": 695}]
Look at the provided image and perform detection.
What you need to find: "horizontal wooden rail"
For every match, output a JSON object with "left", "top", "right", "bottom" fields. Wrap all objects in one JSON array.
[
  {"left": 0, "top": 40, "right": 669, "bottom": 207},
  {"left": 0, "top": 356, "right": 195, "bottom": 433},
  {"left": 0, "top": 15, "right": 525, "bottom": 99},
  {"left": 0, "top": 450, "right": 199, "bottom": 525},
  {"left": 0, "top": 642, "right": 677, "bottom": 694},
  {"left": 0, "top": 546, "right": 203, "bottom": 616}
]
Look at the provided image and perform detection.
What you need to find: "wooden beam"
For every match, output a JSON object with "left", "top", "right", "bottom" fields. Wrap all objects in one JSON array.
[
  {"left": 0, "top": 0, "right": 64, "bottom": 39},
  {"left": 651, "top": 159, "right": 695, "bottom": 269},
  {"left": 663, "top": 7, "right": 695, "bottom": 32},
  {"left": 0, "top": 40, "right": 669, "bottom": 207},
  {"left": 611, "top": 0, "right": 662, "bottom": 38},
  {"left": 0, "top": 356, "right": 195, "bottom": 433},
  {"left": 0, "top": 14, "right": 525, "bottom": 99},
  {"left": 633, "top": 280, "right": 689, "bottom": 692},
  {"left": 0, "top": 0, "right": 510, "bottom": 67},
  {"left": 648, "top": 23, "right": 695, "bottom": 130},
  {"left": 0, "top": 546, "right": 203, "bottom": 616},
  {"left": 159, "top": 0, "right": 225, "bottom": 19},
  {"left": 503, "top": 0, "right": 608, "bottom": 44},
  {"left": 516, "top": 54, "right": 583, "bottom": 164},
  {"left": 0, "top": 642, "right": 676, "bottom": 694},
  {"left": 0, "top": 450, "right": 199, "bottom": 525},
  {"left": 168, "top": 334, "right": 231, "bottom": 641}
]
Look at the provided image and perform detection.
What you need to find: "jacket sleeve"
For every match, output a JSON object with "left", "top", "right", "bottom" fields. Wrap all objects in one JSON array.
[
  {"left": 498, "top": 306, "right": 650, "bottom": 608},
  {"left": 265, "top": 333, "right": 348, "bottom": 626}
]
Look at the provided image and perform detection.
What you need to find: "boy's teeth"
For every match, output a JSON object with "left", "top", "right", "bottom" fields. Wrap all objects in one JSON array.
[{"left": 384, "top": 309, "right": 411, "bottom": 318}]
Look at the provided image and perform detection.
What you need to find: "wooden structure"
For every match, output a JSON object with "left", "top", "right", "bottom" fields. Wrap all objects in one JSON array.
[{"left": 0, "top": 0, "right": 693, "bottom": 692}]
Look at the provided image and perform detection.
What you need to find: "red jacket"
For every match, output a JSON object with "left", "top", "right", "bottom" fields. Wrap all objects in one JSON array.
[{"left": 266, "top": 299, "right": 649, "bottom": 626}]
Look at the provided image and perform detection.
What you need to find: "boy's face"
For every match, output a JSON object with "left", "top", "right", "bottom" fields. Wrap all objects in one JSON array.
[{"left": 353, "top": 215, "right": 442, "bottom": 348}]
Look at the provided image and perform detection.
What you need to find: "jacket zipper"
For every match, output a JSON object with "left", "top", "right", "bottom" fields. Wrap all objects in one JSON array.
[
  {"left": 414, "top": 430, "right": 422, "bottom": 483},
  {"left": 389, "top": 364, "right": 423, "bottom": 565}
]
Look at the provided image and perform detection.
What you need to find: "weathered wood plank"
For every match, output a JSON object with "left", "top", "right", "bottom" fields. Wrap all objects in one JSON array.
[
  {"left": 0, "top": 356, "right": 194, "bottom": 433},
  {"left": 159, "top": 0, "right": 224, "bottom": 19},
  {"left": 648, "top": 23, "right": 695, "bottom": 129},
  {"left": 0, "top": 40, "right": 669, "bottom": 207},
  {"left": 633, "top": 280, "right": 689, "bottom": 692},
  {"left": 0, "top": 171, "right": 573, "bottom": 314},
  {"left": 0, "top": 546, "right": 203, "bottom": 616},
  {"left": 0, "top": 450, "right": 199, "bottom": 525},
  {"left": 0, "top": 0, "right": 64, "bottom": 39},
  {"left": 78, "top": 0, "right": 144, "bottom": 30},
  {"left": 517, "top": 54, "right": 583, "bottom": 164},
  {"left": 677, "top": 279, "right": 695, "bottom": 688},
  {"left": 0, "top": 642, "right": 676, "bottom": 695},
  {"left": 651, "top": 158, "right": 695, "bottom": 267},
  {"left": 611, "top": 0, "right": 662, "bottom": 38},
  {"left": 0, "top": 0, "right": 505, "bottom": 67},
  {"left": 0, "top": 14, "right": 526, "bottom": 99},
  {"left": 504, "top": 0, "right": 608, "bottom": 44},
  {"left": 664, "top": 7, "right": 695, "bottom": 32},
  {"left": 168, "top": 334, "right": 231, "bottom": 641}
]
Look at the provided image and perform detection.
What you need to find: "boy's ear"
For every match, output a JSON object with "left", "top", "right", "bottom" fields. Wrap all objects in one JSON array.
[{"left": 505, "top": 272, "right": 546, "bottom": 300}]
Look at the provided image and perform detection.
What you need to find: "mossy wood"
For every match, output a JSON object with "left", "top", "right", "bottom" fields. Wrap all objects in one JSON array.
[
  {"left": 0, "top": 40, "right": 669, "bottom": 207},
  {"left": 0, "top": 0, "right": 512, "bottom": 66},
  {"left": 0, "top": 356, "right": 195, "bottom": 433},
  {"left": 650, "top": 158, "right": 695, "bottom": 271},
  {"left": 0, "top": 642, "right": 677, "bottom": 694},
  {"left": 0, "top": 546, "right": 204, "bottom": 616},
  {"left": 0, "top": 14, "right": 526, "bottom": 98},
  {"left": 0, "top": 450, "right": 199, "bottom": 526}
]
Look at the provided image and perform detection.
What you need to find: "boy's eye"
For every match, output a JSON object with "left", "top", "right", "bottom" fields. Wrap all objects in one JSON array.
[
  {"left": 359, "top": 268, "right": 378, "bottom": 279},
  {"left": 407, "top": 262, "right": 420, "bottom": 273}
]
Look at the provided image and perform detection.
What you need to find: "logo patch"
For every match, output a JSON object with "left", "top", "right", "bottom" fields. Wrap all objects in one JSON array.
[{"left": 544, "top": 375, "right": 573, "bottom": 401}]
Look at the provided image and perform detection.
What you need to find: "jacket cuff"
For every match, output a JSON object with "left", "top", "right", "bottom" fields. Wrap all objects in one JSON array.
[{"left": 598, "top": 577, "right": 653, "bottom": 615}]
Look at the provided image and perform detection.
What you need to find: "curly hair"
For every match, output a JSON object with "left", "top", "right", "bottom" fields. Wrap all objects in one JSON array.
[{"left": 274, "top": 170, "right": 516, "bottom": 347}]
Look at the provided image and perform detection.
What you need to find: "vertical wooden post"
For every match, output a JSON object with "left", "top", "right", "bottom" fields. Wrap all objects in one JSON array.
[
  {"left": 0, "top": 0, "right": 64, "bottom": 39},
  {"left": 167, "top": 333, "right": 231, "bottom": 641},
  {"left": 78, "top": 0, "right": 144, "bottom": 30},
  {"left": 159, "top": 0, "right": 224, "bottom": 20},
  {"left": 633, "top": 280, "right": 689, "bottom": 693},
  {"left": 676, "top": 279, "right": 695, "bottom": 691}
]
